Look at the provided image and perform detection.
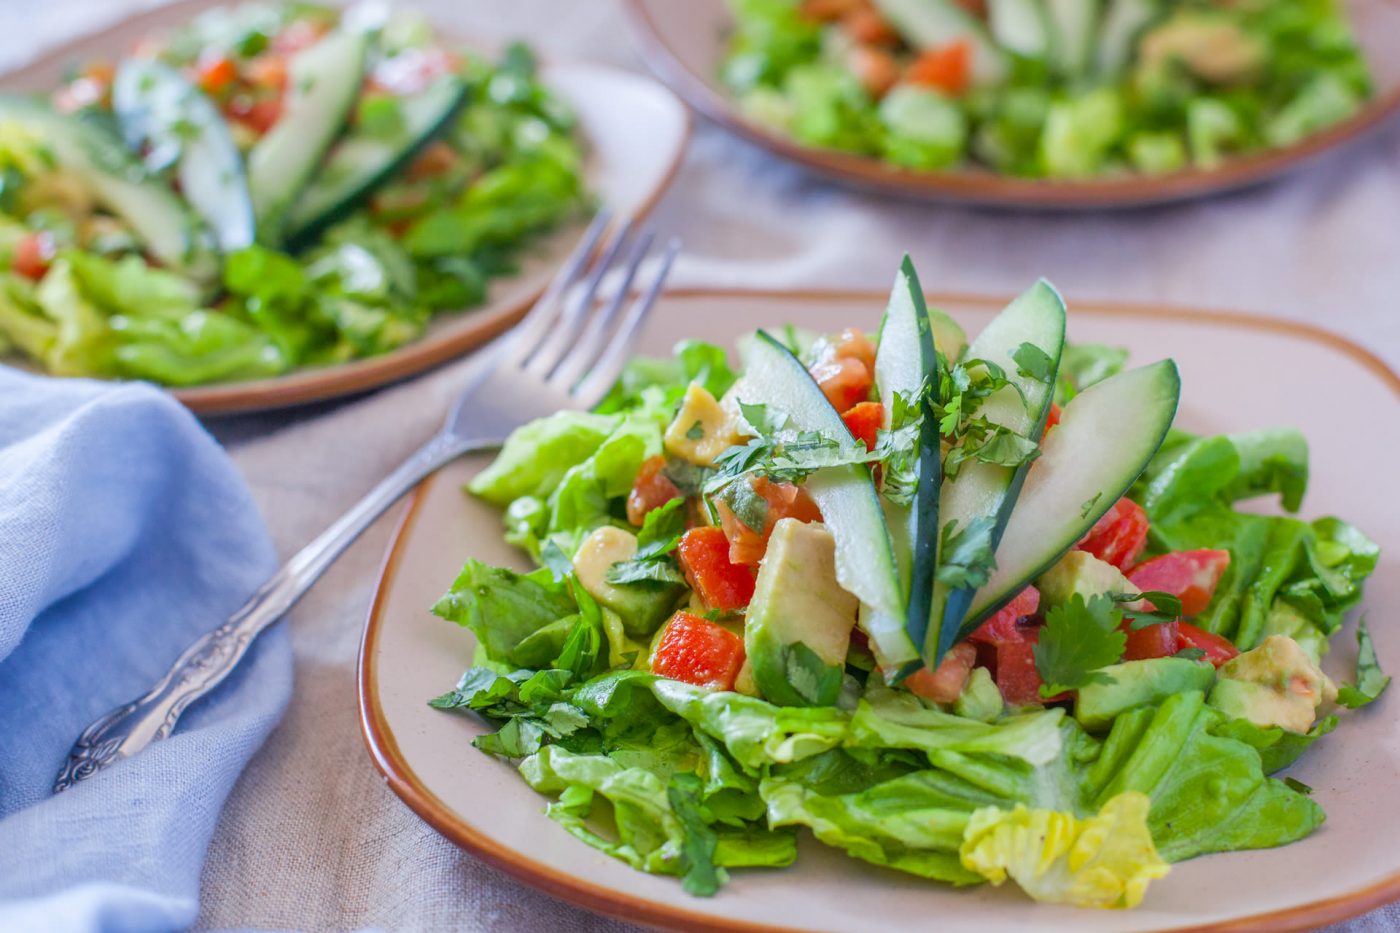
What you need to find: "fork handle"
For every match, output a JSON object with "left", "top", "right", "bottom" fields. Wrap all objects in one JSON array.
[{"left": 53, "top": 431, "right": 492, "bottom": 792}]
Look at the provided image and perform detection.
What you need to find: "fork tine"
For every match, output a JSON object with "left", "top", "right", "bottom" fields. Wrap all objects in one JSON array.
[
  {"left": 549, "top": 229, "right": 654, "bottom": 389},
  {"left": 572, "top": 237, "right": 680, "bottom": 407},
  {"left": 523, "top": 218, "right": 634, "bottom": 377},
  {"left": 499, "top": 210, "right": 612, "bottom": 366}
]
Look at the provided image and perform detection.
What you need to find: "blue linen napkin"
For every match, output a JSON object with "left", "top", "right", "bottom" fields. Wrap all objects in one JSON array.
[{"left": 0, "top": 369, "right": 292, "bottom": 933}]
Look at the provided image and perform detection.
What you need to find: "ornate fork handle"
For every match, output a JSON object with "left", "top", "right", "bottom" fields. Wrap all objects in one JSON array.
[{"left": 54, "top": 431, "right": 490, "bottom": 792}]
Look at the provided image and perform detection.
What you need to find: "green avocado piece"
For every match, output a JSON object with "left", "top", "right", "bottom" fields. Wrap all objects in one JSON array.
[
  {"left": 747, "top": 519, "right": 858, "bottom": 707},
  {"left": 573, "top": 527, "right": 684, "bottom": 637},
  {"left": 1075, "top": 657, "right": 1217, "bottom": 731},
  {"left": 1036, "top": 550, "right": 1133, "bottom": 610},
  {"left": 953, "top": 666, "right": 1004, "bottom": 722}
]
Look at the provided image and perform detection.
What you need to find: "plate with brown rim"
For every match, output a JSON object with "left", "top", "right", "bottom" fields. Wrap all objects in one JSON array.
[
  {"left": 359, "top": 286, "right": 1400, "bottom": 932},
  {"left": 622, "top": 0, "right": 1400, "bottom": 210},
  {"left": 0, "top": 0, "right": 689, "bottom": 415}
]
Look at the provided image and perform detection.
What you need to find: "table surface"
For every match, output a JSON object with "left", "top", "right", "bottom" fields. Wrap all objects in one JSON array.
[{"left": 5, "top": 2, "right": 1400, "bottom": 931}]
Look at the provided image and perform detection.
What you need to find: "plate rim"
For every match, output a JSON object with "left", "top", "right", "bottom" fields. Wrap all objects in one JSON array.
[
  {"left": 620, "top": 0, "right": 1400, "bottom": 210},
  {"left": 358, "top": 286, "right": 1400, "bottom": 933},
  {"left": 0, "top": 0, "right": 690, "bottom": 416}
]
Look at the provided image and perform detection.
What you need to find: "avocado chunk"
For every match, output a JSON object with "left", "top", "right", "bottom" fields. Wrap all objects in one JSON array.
[
  {"left": 1036, "top": 550, "right": 1133, "bottom": 610},
  {"left": 1075, "top": 657, "right": 1217, "bottom": 731},
  {"left": 573, "top": 527, "right": 684, "bottom": 637},
  {"left": 746, "top": 518, "right": 858, "bottom": 707},
  {"left": 1209, "top": 634, "right": 1336, "bottom": 734}
]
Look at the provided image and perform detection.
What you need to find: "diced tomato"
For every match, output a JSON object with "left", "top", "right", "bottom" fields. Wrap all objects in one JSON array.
[
  {"left": 197, "top": 54, "right": 238, "bottom": 95},
  {"left": 227, "top": 96, "right": 283, "bottom": 135},
  {"left": 1127, "top": 549, "right": 1231, "bottom": 617},
  {"left": 651, "top": 611, "right": 746, "bottom": 690},
  {"left": 846, "top": 46, "right": 899, "bottom": 98},
  {"left": 1076, "top": 498, "right": 1149, "bottom": 571},
  {"left": 11, "top": 232, "right": 54, "bottom": 281},
  {"left": 834, "top": 327, "right": 876, "bottom": 370},
  {"left": 406, "top": 140, "right": 460, "bottom": 181},
  {"left": 903, "top": 642, "right": 976, "bottom": 704},
  {"left": 969, "top": 586, "right": 1041, "bottom": 644},
  {"left": 1177, "top": 621, "right": 1240, "bottom": 668},
  {"left": 1122, "top": 619, "right": 1180, "bottom": 661},
  {"left": 810, "top": 355, "right": 873, "bottom": 412},
  {"left": 246, "top": 54, "right": 288, "bottom": 91},
  {"left": 799, "top": 0, "right": 864, "bottom": 22},
  {"left": 841, "top": 401, "right": 883, "bottom": 452},
  {"left": 842, "top": 8, "right": 899, "bottom": 45},
  {"left": 906, "top": 39, "right": 972, "bottom": 96},
  {"left": 1043, "top": 401, "right": 1062, "bottom": 433},
  {"left": 994, "top": 641, "right": 1059, "bottom": 706},
  {"left": 716, "top": 476, "right": 822, "bottom": 566},
  {"left": 626, "top": 456, "right": 681, "bottom": 527},
  {"left": 678, "top": 527, "right": 756, "bottom": 613}
]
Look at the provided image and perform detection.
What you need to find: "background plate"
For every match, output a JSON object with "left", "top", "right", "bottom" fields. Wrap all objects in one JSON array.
[
  {"left": 360, "top": 288, "right": 1400, "bottom": 933},
  {"left": 623, "top": 0, "right": 1400, "bottom": 210},
  {"left": 0, "top": 0, "right": 689, "bottom": 414}
]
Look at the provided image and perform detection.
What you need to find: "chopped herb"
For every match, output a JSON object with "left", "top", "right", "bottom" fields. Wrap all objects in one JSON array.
[
  {"left": 1111, "top": 591, "right": 1185, "bottom": 630},
  {"left": 606, "top": 500, "right": 688, "bottom": 586},
  {"left": 1283, "top": 777, "right": 1313, "bottom": 795},
  {"left": 667, "top": 773, "right": 725, "bottom": 896},
  {"left": 1173, "top": 647, "right": 1207, "bottom": 662},
  {"left": 1011, "top": 341, "right": 1055, "bottom": 383},
  {"left": 935, "top": 516, "right": 998, "bottom": 590},
  {"left": 1079, "top": 492, "right": 1103, "bottom": 519},
  {"left": 1034, "top": 594, "right": 1126, "bottom": 697},
  {"left": 1337, "top": 616, "right": 1391, "bottom": 709},
  {"left": 685, "top": 420, "right": 705, "bottom": 441}
]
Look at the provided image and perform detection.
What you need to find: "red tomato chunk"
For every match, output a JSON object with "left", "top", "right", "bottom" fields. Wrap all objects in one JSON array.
[
  {"left": 626, "top": 456, "right": 681, "bottom": 527},
  {"left": 1122, "top": 619, "right": 1180, "bottom": 661},
  {"left": 1076, "top": 498, "right": 1149, "bottom": 571},
  {"left": 1177, "top": 621, "right": 1240, "bottom": 667},
  {"left": 717, "top": 476, "right": 822, "bottom": 566},
  {"left": 1127, "top": 549, "right": 1231, "bottom": 617},
  {"left": 904, "top": 642, "right": 976, "bottom": 704},
  {"left": 678, "top": 527, "right": 756, "bottom": 613},
  {"left": 651, "top": 612, "right": 746, "bottom": 691},
  {"left": 841, "top": 401, "right": 883, "bottom": 452},
  {"left": 969, "top": 586, "right": 1041, "bottom": 644}
]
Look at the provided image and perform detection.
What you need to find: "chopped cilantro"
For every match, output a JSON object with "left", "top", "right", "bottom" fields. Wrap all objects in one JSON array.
[
  {"left": 606, "top": 499, "right": 688, "bottom": 586},
  {"left": 1173, "top": 647, "right": 1207, "bottom": 662},
  {"left": 1011, "top": 341, "right": 1055, "bottom": 383},
  {"left": 1111, "top": 591, "right": 1185, "bottom": 630},
  {"left": 1337, "top": 616, "right": 1390, "bottom": 709},
  {"left": 1033, "top": 594, "right": 1126, "bottom": 697},
  {"left": 667, "top": 772, "right": 725, "bottom": 896},
  {"left": 685, "top": 420, "right": 705, "bottom": 441},
  {"left": 1283, "top": 776, "right": 1313, "bottom": 795},
  {"left": 935, "top": 516, "right": 998, "bottom": 590},
  {"left": 1079, "top": 492, "right": 1103, "bottom": 519}
]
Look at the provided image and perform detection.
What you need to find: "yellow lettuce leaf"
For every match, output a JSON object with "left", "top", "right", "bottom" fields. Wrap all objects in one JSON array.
[{"left": 958, "top": 791, "right": 1169, "bottom": 909}]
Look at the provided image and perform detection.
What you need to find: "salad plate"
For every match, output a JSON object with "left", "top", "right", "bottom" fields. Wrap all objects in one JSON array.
[
  {"left": 0, "top": 0, "right": 687, "bottom": 414},
  {"left": 360, "top": 286, "right": 1400, "bottom": 932},
  {"left": 622, "top": 0, "right": 1400, "bottom": 209}
]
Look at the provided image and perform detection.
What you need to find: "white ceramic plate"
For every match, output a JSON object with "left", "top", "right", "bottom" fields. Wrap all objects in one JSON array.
[
  {"left": 0, "top": 0, "right": 688, "bottom": 414},
  {"left": 361, "top": 289, "right": 1400, "bottom": 932}
]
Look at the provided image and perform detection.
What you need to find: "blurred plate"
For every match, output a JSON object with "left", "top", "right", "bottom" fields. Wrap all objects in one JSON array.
[
  {"left": 360, "top": 287, "right": 1400, "bottom": 932},
  {"left": 0, "top": 0, "right": 688, "bottom": 415},
  {"left": 623, "top": 0, "right": 1400, "bottom": 209}
]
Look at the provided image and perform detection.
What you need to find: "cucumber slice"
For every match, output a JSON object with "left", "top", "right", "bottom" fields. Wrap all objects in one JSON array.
[
  {"left": 113, "top": 59, "right": 255, "bottom": 252},
  {"left": 283, "top": 73, "right": 469, "bottom": 251},
  {"left": 872, "top": 256, "right": 942, "bottom": 677},
  {"left": 1044, "top": 0, "right": 1101, "bottom": 77},
  {"left": 988, "top": 0, "right": 1054, "bottom": 61},
  {"left": 0, "top": 94, "right": 212, "bottom": 277},
  {"left": 964, "top": 359, "right": 1181, "bottom": 627},
  {"left": 925, "top": 280, "right": 1065, "bottom": 666},
  {"left": 872, "top": 0, "right": 1009, "bottom": 85},
  {"left": 1096, "top": 0, "right": 1159, "bottom": 78},
  {"left": 738, "top": 332, "right": 913, "bottom": 668},
  {"left": 248, "top": 28, "right": 368, "bottom": 245}
]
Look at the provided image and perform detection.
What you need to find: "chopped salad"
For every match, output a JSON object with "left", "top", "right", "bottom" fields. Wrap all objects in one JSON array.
[
  {"left": 721, "top": 0, "right": 1372, "bottom": 178},
  {"left": 0, "top": 2, "right": 587, "bottom": 386},
  {"left": 430, "top": 257, "right": 1387, "bottom": 908}
]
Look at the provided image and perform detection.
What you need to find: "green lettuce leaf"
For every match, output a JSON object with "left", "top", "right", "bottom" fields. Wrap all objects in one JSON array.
[{"left": 432, "top": 560, "right": 576, "bottom": 665}]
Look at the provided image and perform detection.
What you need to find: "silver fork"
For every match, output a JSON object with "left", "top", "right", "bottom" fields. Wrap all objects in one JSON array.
[{"left": 54, "top": 212, "right": 679, "bottom": 792}]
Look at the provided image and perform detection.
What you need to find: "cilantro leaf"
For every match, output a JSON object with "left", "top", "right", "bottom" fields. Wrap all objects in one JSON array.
[
  {"left": 783, "top": 641, "right": 844, "bottom": 706},
  {"left": 1033, "top": 594, "right": 1126, "bottom": 697},
  {"left": 685, "top": 420, "right": 705, "bottom": 440},
  {"left": 606, "top": 560, "right": 687, "bottom": 586},
  {"left": 1079, "top": 492, "right": 1103, "bottom": 520},
  {"left": 1174, "top": 647, "right": 1207, "bottom": 662},
  {"left": 667, "top": 772, "right": 725, "bottom": 896},
  {"left": 1110, "top": 590, "right": 1185, "bottom": 630},
  {"left": 1337, "top": 616, "right": 1390, "bottom": 709},
  {"left": 1011, "top": 341, "right": 1054, "bottom": 383},
  {"left": 935, "top": 516, "right": 998, "bottom": 590},
  {"left": 1283, "top": 776, "right": 1313, "bottom": 795},
  {"left": 606, "top": 499, "right": 688, "bottom": 586}
]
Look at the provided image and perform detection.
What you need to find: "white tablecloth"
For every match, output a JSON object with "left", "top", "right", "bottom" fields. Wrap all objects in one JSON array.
[{"left": 6, "top": 1, "right": 1400, "bottom": 930}]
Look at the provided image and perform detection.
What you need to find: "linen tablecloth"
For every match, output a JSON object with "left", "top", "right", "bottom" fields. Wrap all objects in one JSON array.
[{"left": 4, "top": 1, "right": 1400, "bottom": 930}]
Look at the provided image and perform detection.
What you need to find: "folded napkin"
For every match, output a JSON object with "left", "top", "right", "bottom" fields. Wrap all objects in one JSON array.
[{"left": 0, "top": 369, "right": 291, "bottom": 933}]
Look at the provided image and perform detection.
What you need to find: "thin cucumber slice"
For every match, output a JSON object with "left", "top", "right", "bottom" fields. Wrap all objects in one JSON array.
[
  {"left": 1044, "top": 0, "right": 1101, "bottom": 77},
  {"left": 283, "top": 73, "right": 469, "bottom": 251},
  {"left": 738, "top": 332, "right": 912, "bottom": 668},
  {"left": 988, "top": 0, "right": 1054, "bottom": 61},
  {"left": 925, "top": 280, "right": 1065, "bottom": 666},
  {"left": 873, "top": 256, "right": 941, "bottom": 677},
  {"left": 1096, "top": 0, "right": 1159, "bottom": 78},
  {"left": 872, "top": 0, "right": 1010, "bottom": 85},
  {"left": 113, "top": 59, "right": 255, "bottom": 252},
  {"left": 0, "top": 94, "right": 212, "bottom": 278},
  {"left": 965, "top": 359, "right": 1182, "bottom": 627},
  {"left": 248, "top": 28, "right": 368, "bottom": 245}
]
